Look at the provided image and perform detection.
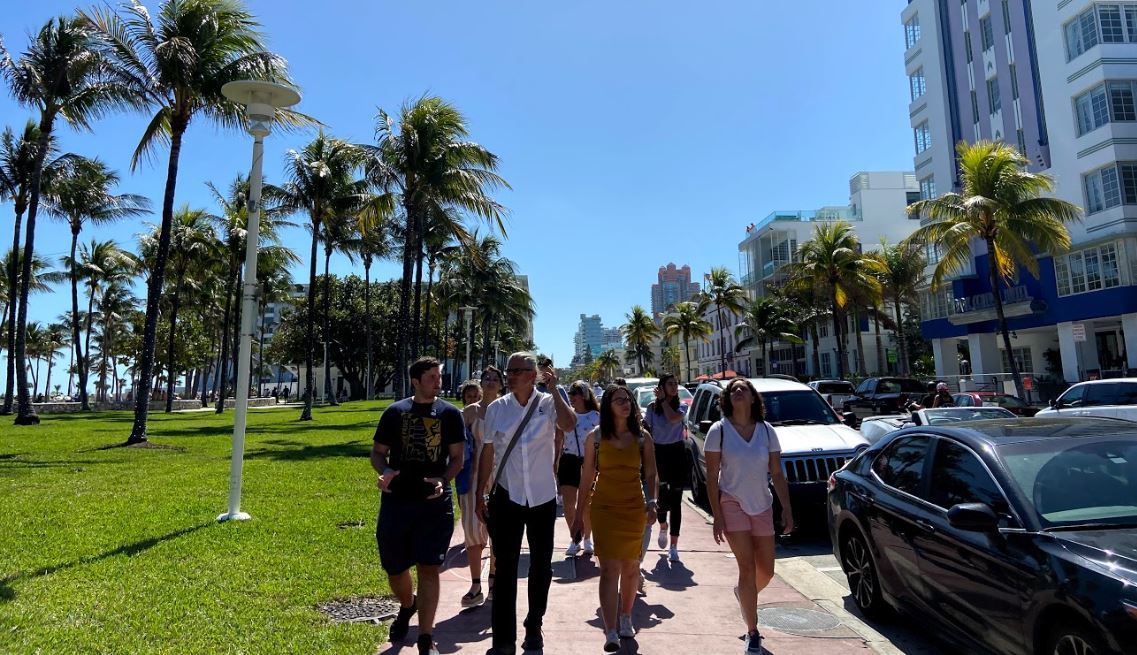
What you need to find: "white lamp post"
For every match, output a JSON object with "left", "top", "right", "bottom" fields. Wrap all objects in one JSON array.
[
  {"left": 462, "top": 306, "right": 476, "bottom": 384},
  {"left": 218, "top": 80, "right": 301, "bottom": 523}
]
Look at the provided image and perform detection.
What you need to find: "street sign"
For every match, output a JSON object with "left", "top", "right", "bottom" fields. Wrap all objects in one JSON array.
[
  {"left": 887, "top": 349, "right": 898, "bottom": 364},
  {"left": 1023, "top": 376, "right": 1033, "bottom": 391},
  {"left": 1072, "top": 323, "right": 1087, "bottom": 342}
]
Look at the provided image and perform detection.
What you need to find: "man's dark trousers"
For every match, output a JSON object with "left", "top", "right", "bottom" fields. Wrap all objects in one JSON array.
[{"left": 487, "top": 485, "right": 556, "bottom": 651}]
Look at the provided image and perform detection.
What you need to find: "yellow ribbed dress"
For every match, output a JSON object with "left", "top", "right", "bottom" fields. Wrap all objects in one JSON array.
[{"left": 590, "top": 438, "right": 646, "bottom": 560}]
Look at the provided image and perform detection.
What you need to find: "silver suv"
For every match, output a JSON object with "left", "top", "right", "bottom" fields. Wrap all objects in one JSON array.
[{"left": 686, "top": 378, "right": 869, "bottom": 526}]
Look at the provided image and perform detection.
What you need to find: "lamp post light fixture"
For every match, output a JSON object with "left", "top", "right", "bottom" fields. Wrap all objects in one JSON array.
[{"left": 218, "top": 80, "right": 301, "bottom": 523}]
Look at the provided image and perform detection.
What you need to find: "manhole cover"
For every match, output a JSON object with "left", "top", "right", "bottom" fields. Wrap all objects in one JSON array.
[
  {"left": 757, "top": 607, "right": 841, "bottom": 634},
  {"left": 318, "top": 596, "right": 401, "bottom": 624}
]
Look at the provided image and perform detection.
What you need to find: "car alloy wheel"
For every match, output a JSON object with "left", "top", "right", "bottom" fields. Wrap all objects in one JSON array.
[
  {"left": 1050, "top": 628, "right": 1103, "bottom": 655},
  {"left": 842, "top": 530, "right": 883, "bottom": 617}
]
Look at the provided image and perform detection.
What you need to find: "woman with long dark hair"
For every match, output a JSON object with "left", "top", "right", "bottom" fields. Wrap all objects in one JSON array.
[
  {"left": 706, "top": 378, "right": 793, "bottom": 654},
  {"left": 460, "top": 365, "right": 503, "bottom": 605},
  {"left": 558, "top": 380, "right": 600, "bottom": 557},
  {"left": 573, "top": 384, "right": 658, "bottom": 651},
  {"left": 643, "top": 373, "right": 688, "bottom": 561}
]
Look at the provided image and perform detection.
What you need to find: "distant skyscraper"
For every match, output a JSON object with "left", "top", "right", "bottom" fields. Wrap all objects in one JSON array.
[
  {"left": 651, "top": 263, "right": 702, "bottom": 319},
  {"left": 574, "top": 314, "right": 605, "bottom": 358}
]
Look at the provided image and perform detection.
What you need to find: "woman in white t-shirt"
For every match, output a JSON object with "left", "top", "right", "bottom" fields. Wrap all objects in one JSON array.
[
  {"left": 557, "top": 380, "right": 601, "bottom": 556},
  {"left": 705, "top": 378, "right": 794, "bottom": 655}
]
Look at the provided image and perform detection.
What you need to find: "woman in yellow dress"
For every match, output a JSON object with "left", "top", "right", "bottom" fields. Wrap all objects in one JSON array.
[{"left": 573, "top": 384, "right": 658, "bottom": 652}]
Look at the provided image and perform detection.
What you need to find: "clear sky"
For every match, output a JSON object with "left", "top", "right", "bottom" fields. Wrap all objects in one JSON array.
[{"left": 1, "top": 0, "right": 914, "bottom": 368}]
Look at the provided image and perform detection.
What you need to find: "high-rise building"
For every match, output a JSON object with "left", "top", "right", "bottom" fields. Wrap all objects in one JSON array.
[
  {"left": 574, "top": 314, "right": 605, "bottom": 358},
  {"left": 905, "top": 0, "right": 1137, "bottom": 385},
  {"left": 651, "top": 263, "right": 702, "bottom": 319}
]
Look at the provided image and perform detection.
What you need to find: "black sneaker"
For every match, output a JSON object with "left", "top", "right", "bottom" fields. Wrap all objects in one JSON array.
[
  {"left": 417, "top": 633, "right": 440, "bottom": 655},
  {"left": 389, "top": 595, "right": 417, "bottom": 643},
  {"left": 521, "top": 620, "right": 543, "bottom": 650},
  {"left": 744, "top": 630, "right": 763, "bottom": 653}
]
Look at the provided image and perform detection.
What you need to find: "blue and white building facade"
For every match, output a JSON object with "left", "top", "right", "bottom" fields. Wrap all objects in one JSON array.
[{"left": 905, "top": 0, "right": 1137, "bottom": 384}]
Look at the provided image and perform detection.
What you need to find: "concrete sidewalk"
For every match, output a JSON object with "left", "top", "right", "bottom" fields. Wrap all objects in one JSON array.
[{"left": 378, "top": 496, "right": 874, "bottom": 655}]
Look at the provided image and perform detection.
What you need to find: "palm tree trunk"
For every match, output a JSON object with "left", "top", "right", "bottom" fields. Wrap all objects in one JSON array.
[
  {"left": 322, "top": 246, "right": 338, "bottom": 406},
  {"left": 364, "top": 258, "right": 373, "bottom": 400},
  {"left": 874, "top": 308, "right": 885, "bottom": 375},
  {"left": 99, "top": 317, "right": 111, "bottom": 404},
  {"left": 164, "top": 278, "right": 184, "bottom": 413},
  {"left": 810, "top": 324, "right": 821, "bottom": 378},
  {"left": 68, "top": 230, "right": 90, "bottom": 411},
  {"left": 129, "top": 120, "right": 187, "bottom": 442},
  {"left": 258, "top": 301, "right": 267, "bottom": 399},
  {"left": 394, "top": 199, "right": 418, "bottom": 398},
  {"left": 683, "top": 335, "right": 692, "bottom": 383},
  {"left": 66, "top": 338, "right": 74, "bottom": 398},
  {"left": 228, "top": 268, "right": 243, "bottom": 406},
  {"left": 215, "top": 264, "right": 236, "bottom": 415},
  {"left": 423, "top": 257, "right": 435, "bottom": 356},
  {"left": 893, "top": 293, "right": 908, "bottom": 375},
  {"left": 13, "top": 116, "right": 55, "bottom": 425},
  {"left": 2, "top": 208, "right": 25, "bottom": 415},
  {"left": 300, "top": 225, "right": 319, "bottom": 420},
  {"left": 44, "top": 354, "right": 54, "bottom": 402},
  {"left": 717, "top": 305, "right": 727, "bottom": 375},
  {"left": 853, "top": 306, "right": 867, "bottom": 375},
  {"left": 32, "top": 358, "right": 40, "bottom": 401},
  {"left": 761, "top": 338, "right": 768, "bottom": 376},
  {"left": 988, "top": 237, "right": 1025, "bottom": 398},
  {"left": 411, "top": 213, "right": 425, "bottom": 360},
  {"left": 830, "top": 288, "right": 845, "bottom": 379}
]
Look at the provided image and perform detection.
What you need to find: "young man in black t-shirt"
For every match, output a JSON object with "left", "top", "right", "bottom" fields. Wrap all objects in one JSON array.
[{"left": 372, "top": 357, "right": 465, "bottom": 655}]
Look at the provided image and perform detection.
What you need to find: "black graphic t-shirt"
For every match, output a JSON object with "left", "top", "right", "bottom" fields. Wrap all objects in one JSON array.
[{"left": 374, "top": 397, "right": 464, "bottom": 500}]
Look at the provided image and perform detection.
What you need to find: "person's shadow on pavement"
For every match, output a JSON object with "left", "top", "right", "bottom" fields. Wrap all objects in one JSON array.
[
  {"left": 645, "top": 554, "right": 696, "bottom": 590},
  {"left": 431, "top": 603, "right": 492, "bottom": 654}
]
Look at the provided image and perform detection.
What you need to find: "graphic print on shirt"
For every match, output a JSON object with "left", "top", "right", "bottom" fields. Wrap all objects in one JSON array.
[{"left": 401, "top": 412, "right": 443, "bottom": 465}]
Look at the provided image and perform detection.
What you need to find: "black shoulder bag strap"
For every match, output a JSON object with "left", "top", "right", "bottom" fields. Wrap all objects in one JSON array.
[{"left": 489, "top": 393, "right": 541, "bottom": 495}]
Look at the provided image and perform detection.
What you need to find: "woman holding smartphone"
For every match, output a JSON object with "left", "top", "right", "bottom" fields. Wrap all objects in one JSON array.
[
  {"left": 643, "top": 374, "right": 688, "bottom": 561},
  {"left": 558, "top": 380, "right": 600, "bottom": 557}
]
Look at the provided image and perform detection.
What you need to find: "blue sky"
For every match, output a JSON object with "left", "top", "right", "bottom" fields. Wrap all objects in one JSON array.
[{"left": 1, "top": 0, "right": 914, "bottom": 368}]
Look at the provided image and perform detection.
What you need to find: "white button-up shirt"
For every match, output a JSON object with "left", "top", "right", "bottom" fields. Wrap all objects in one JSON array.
[{"left": 484, "top": 389, "right": 558, "bottom": 507}]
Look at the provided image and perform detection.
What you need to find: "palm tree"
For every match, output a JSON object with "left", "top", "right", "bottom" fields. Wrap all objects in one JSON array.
[
  {"left": 871, "top": 241, "right": 926, "bottom": 375},
  {"left": 0, "top": 122, "right": 68, "bottom": 414},
  {"left": 660, "top": 346, "right": 681, "bottom": 376},
  {"left": 255, "top": 252, "right": 293, "bottom": 398},
  {"left": 622, "top": 305, "right": 659, "bottom": 375},
  {"left": 83, "top": 0, "right": 308, "bottom": 442},
  {"left": 45, "top": 155, "right": 150, "bottom": 411},
  {"left": 71, "top": 239, "right": 137, "bottom": 401},
  {"left": 596, "top": 349, "right": 621, "bottom": 382},
  {"left": 354, "top": 198, "right": 397, "bottom": 399},
  {"left": 783, "top": 222, "right": 882, "bottom": 380},
  {"left": 24, "top": 321, "right": 45, "bottom": 399},
  {"left": 703, "top": 267, "right": 747, "bottom": 375},
  {"left": 278, "top": 132, "right": 364, "bottom": 419},
  {"left": 94, "top": 282, "right": 135, "bottom": 403},
  {"left": 0, "top": 16, "right": 137, "bottom": 424},
  {"left": 421, "top": 210, "right": 468, "bottom": 355},
  {"left": 1, "top": 249, "right": 65, "bottom": 410},
  {"left": 40, "top": 322, "right": 69, "bottom": 401},
  {"left": 362, "top": 96, "right": 508, "bottom": 396},
  {"left": 735, "top": 296, "right": 803, "bottom": 377},
  {"left": 317, "top": 207, "right": 362, "bottom": 406},
  {"left": 906, "top": 141, "right": 1081, "bottom": 398},
  {"left": 662, "top": 301, "right": 713, "bottom": 383}
]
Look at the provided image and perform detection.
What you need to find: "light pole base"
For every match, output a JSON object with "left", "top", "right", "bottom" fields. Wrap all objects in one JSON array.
[{"left": 217, "top": 511, "right": 252, "bottom": 522}]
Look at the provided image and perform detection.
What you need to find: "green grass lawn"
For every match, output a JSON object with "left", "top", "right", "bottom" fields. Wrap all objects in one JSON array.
[{"left": 0, "top": 402, "right": 403, "bottom": 654}]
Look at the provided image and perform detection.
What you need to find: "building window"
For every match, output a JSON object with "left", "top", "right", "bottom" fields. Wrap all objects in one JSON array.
[
  {"left": 1066, "top": 7, "right": 1100, "bottom": 60},
  {"left": 970, "top": 90, "right": 979, "bottom": 122},
  {"left": 914, "top": 121, "right": 932, "bottom": 154},
  {"left": 905, "top": 15, "right": 921, "bottom": 49},
  {"left": 909, "top": 68, "right": 926, "bottom": 101},
  {"left": 1017, "top": 128, "right": 1027, "bottom": 155},
  {"left": 1101, "top": 4, "right": 1126, "bottom": 42},
  {"left": 820, "top": 352, "right": 832, "bottom": 378},
  {"left": 1002, "top": 347, "right": 1034, "bottom": 374},
  {"left": 1066, "top": 4, "right": 1137, "bottom": 61},
  {"left": 1084, "top": 161, "right": 1137, "bottom": 213},
  {"left": 965, "top": 32, "right": 974, "bottom": 63},
  {"left": 920, "top": 176, "right": 937, "bottom": 200},
  {"left": 980, "top": 17, "right": 995, "bottom": 50},
  {"left": 1002, "top": 0, "right": 1012, "bottom": 34},
  {"left": 819, "top": 324, "right": 828, "bottom": 338},
  {"left": 1055, "top": 242, "right": 1124, "bottom": 296},
  {"left": 926, "top": 242, "right": 943, "bottom": 265},
  {"left": 987, "top": 78, "right": 1001, "bottom": 113},
  {"left": 1111, "top": 80, "right": 1137, "bottom": 120},
  {"left": 1010, "top": 64, "right": 1019, "bottom": 100},
  {"left": 1076, "top": 80, "right": 1137, "bottom": 135}
]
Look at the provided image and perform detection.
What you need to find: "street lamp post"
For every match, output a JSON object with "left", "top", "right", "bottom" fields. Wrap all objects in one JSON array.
[
  {"left": 462, "top": 306, "right": 475, "bottom": 384},
  {"left": 218, "top": 80, "right": 301, "bottom": 523}
]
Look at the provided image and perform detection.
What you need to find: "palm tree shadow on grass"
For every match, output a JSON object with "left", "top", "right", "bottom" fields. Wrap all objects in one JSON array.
[
  {"left": 244, "top": 439, "right": 372, "bottom": 461},
  {"left": 0, "top": 521, "right": 213, "bottom": 604}
]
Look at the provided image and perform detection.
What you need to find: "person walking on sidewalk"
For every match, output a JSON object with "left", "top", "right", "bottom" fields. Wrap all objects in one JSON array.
[
  {"left": 469, "top": 365, "right": 504, "bottom": 602},
  {"left": 643, "top": 374, "right": 688, "bottom": 562},
  {"left": 458, "top": 380, "right": 490, "bottom": 608},
  {"left": 705, "top": 377, "right": 793, "bottom": 655},
  {"left": 371, "top": 357, "right": 466, "bottom": 655},
  {"left": 476, "top": 353, "right": 577, "bottom": 655},
  {"left": 559, "top": 380, "right": 601, "bottom": 557},
  {"left": 573, "top": 384, "right": 659, "bottom": 652}
]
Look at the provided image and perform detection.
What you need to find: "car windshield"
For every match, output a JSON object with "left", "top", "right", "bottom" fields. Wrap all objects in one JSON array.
[
  {"left": 921, "top": 407, "right": 1015, "bottom": 424},
  {"left": 816, "top": 382, "right": 855, "bottom": 394},
  {"left": 635, "top": 386, "right": 693, "bottom": 409},
  {"left": 678, "top": 387, "right": 693, "bottom": 402},
  {"left": 876, "top": 379, "right": 926, "bottom": 394},
  {"left": 762, "top": 390, "right": 839, "bottom": 426},
  {"left": 985, "top": 395, "right": 1026, "bottom": 408},
  {"left": 999, "top": 438, "right": 1137, "bottom": 528}
]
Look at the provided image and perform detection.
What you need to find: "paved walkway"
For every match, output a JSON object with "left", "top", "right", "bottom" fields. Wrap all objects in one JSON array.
[{"left": 378, "top": 496, "right": 874, "bottom": 654}]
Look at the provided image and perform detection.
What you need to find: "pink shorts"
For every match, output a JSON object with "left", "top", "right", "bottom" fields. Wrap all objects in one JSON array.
[{"left": 720, "top": 492, "right": 775, "bottom": 537}]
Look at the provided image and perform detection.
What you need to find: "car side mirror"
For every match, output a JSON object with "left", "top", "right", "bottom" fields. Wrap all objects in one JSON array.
[
  {"left": 947, "top": 503, "right": 999, "bottom": 532},
  {"left": 1049, "top": 399, "right": 1058, "bottom": 409},
  {"left": 842, "top": 411, "right": 857, "bottom": 427},
  {"left": 698, "top": 420, "right": 713, "bottom": 434}
]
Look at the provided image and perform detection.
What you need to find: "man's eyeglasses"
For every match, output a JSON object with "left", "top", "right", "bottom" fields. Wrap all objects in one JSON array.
[{"left": 505, "top": 368, "right": 534, "bottom": 375}]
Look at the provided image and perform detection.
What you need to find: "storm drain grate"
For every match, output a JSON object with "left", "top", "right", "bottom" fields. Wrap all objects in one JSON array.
[
  {"left": 318, "top": 596, "right": 401, "bottom": 624},
  {"left": 757, "top": 607, "right": 842, "bottom": 635},
  {"left": 336, "top": 519, "right": 365, "bottom": 529}
]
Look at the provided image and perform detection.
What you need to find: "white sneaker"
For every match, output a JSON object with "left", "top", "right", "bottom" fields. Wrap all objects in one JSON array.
[
  {"left": 603, "top": 629, "right": 621, "bottom": 652},
  {"left": 618, "top": 614, "right": 636, "bottom": 638},
  {"left": 582, "top": 538, "right": 594, "bottom": 554},
  {"left": 657, "top": 525, "right": 668, "bottom": 549},
  {"left": 556, "top": 494, "right": 563, "bottom": 506},
  {"left": 566, "top": 541, "right": 581, "bottom": 557},
  {"left": 669, "top": 545, "right": 679, "bottom": 562}
]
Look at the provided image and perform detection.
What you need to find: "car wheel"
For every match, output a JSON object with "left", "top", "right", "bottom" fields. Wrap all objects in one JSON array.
[
  {"left": 1046, "top": 623, "right": 1106, "bottom": 655},
  {"left": 841, "top": 528, "right": 884, "bottom": 618},
  {"left": 688, "top": 449, "right": 708, "bottom": 507}
]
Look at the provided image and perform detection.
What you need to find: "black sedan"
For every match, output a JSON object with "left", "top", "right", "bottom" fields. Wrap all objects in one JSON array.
[{"left": 827, "top": 417, "right": 1137, "bottom": 655}]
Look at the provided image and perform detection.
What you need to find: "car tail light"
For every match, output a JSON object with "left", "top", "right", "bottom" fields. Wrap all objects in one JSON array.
[
  {"left": 827, "top": 472, "right": 838, "bottom": 493},
  {"left": 1125, "top": 601, "right": 1137, "bottom": 621}
]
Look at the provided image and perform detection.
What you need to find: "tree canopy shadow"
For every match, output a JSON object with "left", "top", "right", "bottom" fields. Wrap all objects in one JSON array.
[
  {"left": 0, "top": 521, "right": 213, "bottom": 604},
  {"left": 245, "top": 439, "right": 372, "bottom": 461}
]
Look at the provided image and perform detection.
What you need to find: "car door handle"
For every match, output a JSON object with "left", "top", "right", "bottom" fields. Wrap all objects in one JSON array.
[
  {"left": 915, "top": 519, "right": 936, "bottom": 534},
  {"left": 850, "top": 490, "right": 875, "bottom": 505}
]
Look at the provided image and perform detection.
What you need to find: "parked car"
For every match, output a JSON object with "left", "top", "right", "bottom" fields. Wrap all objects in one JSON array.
[
  {"left": 633, "top": 384, "right": 694, "bottom": 411},
  {"left": 858, "top": 406, "right": 1017, "bottom": 444},
  {"left": 952, "top": 391, "right": 1041, "bottom": 416},
  {"left": 842, "top": 377, "right": 927, "bottom": 422},
  {"left": 828, "top": 416, "right": 1137, "bottom": 655},
  {"left": 621, "top": 377, "right": 660, "bottom": 395},
  {"left": 809, "top": 379, "right": 857, "bottom": 409},
  {"left": 1035, "top": 378, "right": 1137, "bottom": 421},
  {"left": 686, "top": 378, "right": 868, "bottom": 525}
]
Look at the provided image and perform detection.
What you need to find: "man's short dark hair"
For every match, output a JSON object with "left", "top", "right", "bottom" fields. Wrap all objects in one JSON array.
[
  {"left": 409, "top": 357, "right": 441, "bottom": 381},
  {"left": 615, "top": 378, "right": 627, "bottom": 387}
]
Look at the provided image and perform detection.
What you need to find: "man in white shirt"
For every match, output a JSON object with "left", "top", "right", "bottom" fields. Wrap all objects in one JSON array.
[{"left": 476, "top": 352, "right": 576, "bottom": 655}]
